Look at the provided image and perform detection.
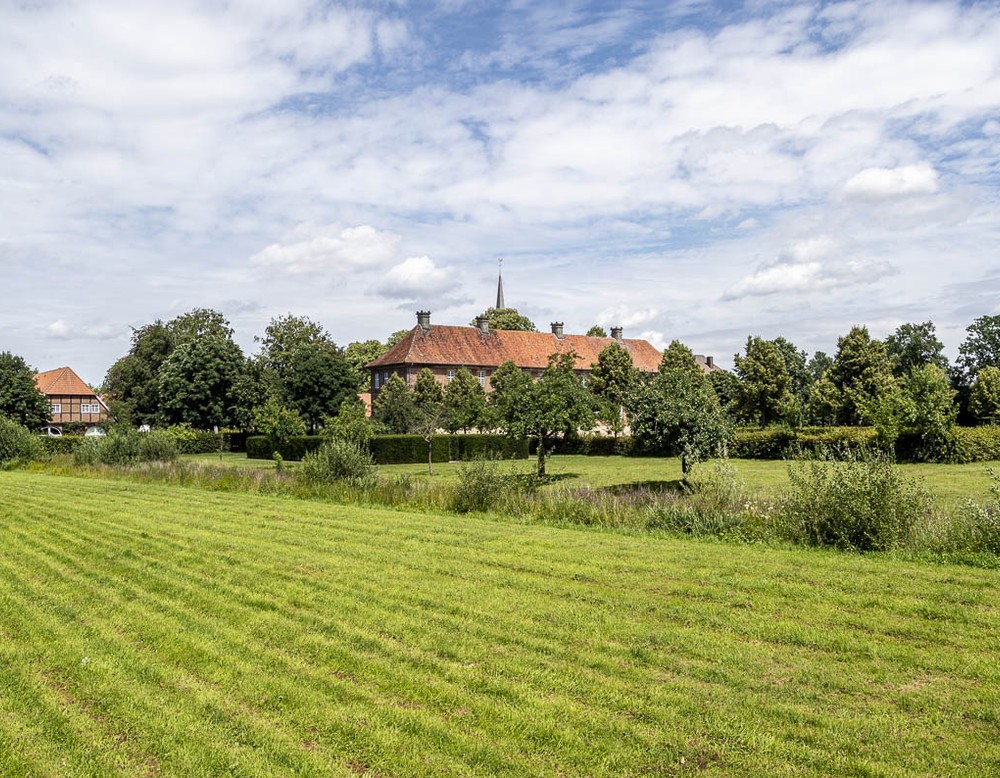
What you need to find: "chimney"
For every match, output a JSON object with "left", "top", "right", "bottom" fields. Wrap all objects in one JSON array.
[
  {"left": 706, "top": 355, "right": 715, "bottom": 369},
  {"left": 611, "top": 326, "right": 623, "bottom": 341},
  {"left": 551, "top": 322, "right": 564, "bottom": 339},
  {"left": 416, "top": 311, "right": 431, "bottom": 331},
  {"left": 475, "top": 315, "right": 490, "bottom": 333}
]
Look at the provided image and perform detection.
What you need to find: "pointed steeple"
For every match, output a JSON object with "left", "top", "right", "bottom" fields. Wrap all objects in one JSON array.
[{"left": 496, "top": 257, "right": 505, "bottom": 309}]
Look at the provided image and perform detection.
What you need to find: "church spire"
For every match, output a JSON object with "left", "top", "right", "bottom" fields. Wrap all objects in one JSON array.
[{"left": 496, "top": 257, "right": 505, "bottom": 309}]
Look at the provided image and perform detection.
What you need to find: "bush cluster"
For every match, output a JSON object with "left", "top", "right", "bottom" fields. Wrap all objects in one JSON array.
[
  {"left": 74, "top": 429, "right": 178, "bottom": 466},
  {"left": 299, "top": 438, "right": 377, "bottom": 488},
  {"left": 730, "top": 426, "right": 878, "bottom": 459},
  {"left": 781, "top": 448, "right": 931, "bottom": 551},
  {"left": 528, "top": 435, "right": 633, "bottom": 457},
  {"left": 0, "top": 417, "right": 42, "bottom": 465},
  {"left": 246, "top": 435, "right": 325, "bottom": 461},
  {"left": 247, "top": 433, "right": 530, "bottom": 464},
  {"left": 450, "top": 457, "right": 538, "bottom": 513},
  {"left": 951, "top": 426, "right": 1000, "bottom": 463},
  {"left": 40, "top": 435, "right": 85, "bottom": 456},
  {"left": 160, "top": 425, "right": 228, "bottom": 454}
]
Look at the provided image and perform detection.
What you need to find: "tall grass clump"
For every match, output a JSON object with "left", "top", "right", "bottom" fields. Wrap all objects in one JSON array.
[
  {"left": 299, "top": 437, "right": 377, "bottom": 488},
  {"left": 782, "top": 447, "right": 931, "bottom": 551},
  {"left": 0, "top": 417, "right": 42, "bottom": 466},
  {"left": 450, "top": 456, "right": 538, "bottom": 514}
]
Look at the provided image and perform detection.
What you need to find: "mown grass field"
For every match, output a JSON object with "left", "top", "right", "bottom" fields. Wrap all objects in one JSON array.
[{"left": 1, "top": 471, "right": 998, "bottom": 776}]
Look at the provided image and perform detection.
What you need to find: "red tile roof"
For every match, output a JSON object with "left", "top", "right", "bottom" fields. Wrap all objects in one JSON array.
[
  {"left": 34, "top": 366, "right": 98, "bottom": 398},
  {"left": 368, "top": 325, "right": 665, "bottom": 372}
]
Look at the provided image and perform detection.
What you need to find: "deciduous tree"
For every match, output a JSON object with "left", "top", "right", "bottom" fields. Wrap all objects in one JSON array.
[
  {"left": 282, "top": 344, "right": 355, "bottom": 432},
  {"left": 885, "top": 321, "right": 948, "bottom": 377},
  {"left": 158, "top": 335, "right": 246, "bottom": 429},
  {"left": 442, "top": 367, "right": 487, "bottom": 434},
  {"left": 733, "top": 336, "right": 793, "bottom": 427},
  {"left": 372, "top": 374, "right": 415, "bottom": 434},
  {"left": 470, "top": 307, "right": 536, "bottom": 332},
  {"left": 970, "top": 366, "right": 1000, "bottom": 424},
  {"left": 0, "top": 352, "right": 49, "bottom": 429}
]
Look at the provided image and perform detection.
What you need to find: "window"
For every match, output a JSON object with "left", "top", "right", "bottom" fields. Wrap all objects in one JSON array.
[
  {"left": 478, "top": 369, "right": 486, "bottom": 387},
  {"left": 50, "top": 403, "right": 61, "bottom": 415},
  {"left": 81, "top": 403, "right": 100, "bottom": 414},
  {"left": 447, "top": 369, "right": 455, "bottom": 383},
  {"left": 383, "top": 371, "right": 390, "bottom": 385},
  {"left": 374, "top": 373, "right": 380, "bottom": 390}
]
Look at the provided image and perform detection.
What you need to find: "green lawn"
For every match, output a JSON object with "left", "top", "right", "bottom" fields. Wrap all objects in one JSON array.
[
  {"left": 372, "top": 455, "right": 999, "bottom": 508},
  {"left": 1, "top": 471, "right": 998, "bottom": 776}
]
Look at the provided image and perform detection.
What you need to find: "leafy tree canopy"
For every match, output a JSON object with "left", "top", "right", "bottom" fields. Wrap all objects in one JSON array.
[
  {"left": 955, "top": 315, "right": 1000, "bottom": 386},
  {"left": 628, "top": 366, "right": 731, "bottom": 477},
  {"left": 442, "top": 367, "right": 487, "bottom": 434},
  {"left": 659, "top": 340, "right": 703, "bottom": 377},
  {"left": 372, "top": 374, "right": 416, "bottom": 434},
  {"left": 589, "top": 343, "right": 638, "bottom": 408},
  {"left": 344, "top": 339, "right": 389, "bottom": 391},
  {"left": 255, "top": 314, "right": 338, "bottom": 376},
  {"left": 103, "top": 321, "right": 174, "bottom": 427},
  {"left": 806, "top": 351, "right": 833, "bottom": 382},
  {"left": 969, "top": 365, "right": 1000, "bottom": 424},
  {"left": 733, "top": 336, "right": 794, "bottom": 428},
  {"left": 413, "top": 367, "right": 444, "bottom": 408},
  {"left": 772, "top": 336, "right": 812, "bottom": 400},
  {"left": 470, "top": 307, "right": 537, "bottom": 332},
  {"left": 167, "top": 308, "right": 233, "bottom": 346},
  {"left": 0, "top": 351, "right": 49, "bottom": 429},
  {"left": 386, "top": 330, "right": 410, "bottom": 347},
  {"left": 282, "top": 343, "right": 354, "bottom": 432},
  {"left": 252, "top": 397, "right": 305, "bottom": 443},
  {"left": 825, "top": 326, "right": 896, "bottom": 425},
  {"left": 586, "top": 325, "right": 608, "bottom": 337},
  {"left": 158, "top": 335, "right": 246, "bottom": 429},
  {"left": 885, "top": 321, "right": 948, "bottom": 377}
]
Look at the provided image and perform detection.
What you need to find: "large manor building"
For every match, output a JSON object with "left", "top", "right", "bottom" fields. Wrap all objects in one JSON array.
[{"left": 366, "top": 269, "right": 717, "bottom": 400}]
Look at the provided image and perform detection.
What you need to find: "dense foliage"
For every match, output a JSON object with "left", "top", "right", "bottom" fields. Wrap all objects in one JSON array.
[{"left": 0, "top": 352, "right": 49, "bottom": 429}]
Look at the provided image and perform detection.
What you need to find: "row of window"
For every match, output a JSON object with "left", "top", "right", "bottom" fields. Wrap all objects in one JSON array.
[
  {"left": 374, "top": 369, "right": 489, "bottom": 390},
  {"left": 50, "top": 403, "right": 102, "bottom": 415}
]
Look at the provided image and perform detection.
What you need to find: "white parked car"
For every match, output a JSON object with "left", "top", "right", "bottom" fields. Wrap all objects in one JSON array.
[
  {"left": 41, "top": 426, "right": 62, "bottom": 437},
  {"left": 84, "top": 427, "right": 107, "bottom": 437}
]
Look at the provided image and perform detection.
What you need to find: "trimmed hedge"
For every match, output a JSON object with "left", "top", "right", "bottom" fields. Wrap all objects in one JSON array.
[
  {"left": 952, "top": 425, "right": 1000, "bottom": 463},
  {"left": 449, "top": 434, "right": 528, "bottom": 461},
  {"left": 528, "top": 435, "right": 633, "bottom": 456},
  {"left": 247, "top": 436, "right": 324, "bottom": 461},
  {"left": 247, "top": 434, "right": 529, "bottom": 464},
  {"left": 730, "top": 427, "right": 877, "bottom": 459},
  {"left": 40, "top": 435, "right": 85, "bottom": 456},
  {"left": 371, "top": 435, "right": 450, "bottom": 465}
]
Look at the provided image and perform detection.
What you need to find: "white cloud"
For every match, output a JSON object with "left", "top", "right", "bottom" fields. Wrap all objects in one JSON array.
[
  {"left": 250, "top": 224, "right": 400, "bottom": 274},
  {"left": 596, "top": 306, "right": 660, "bottom": 328},
  {"left": 723, "top": 235, "right": 898, "bottom": 300},
  {"left": 843, "top": 164, "right": 940, "bottom": 199},
  {"left": 638, "top": 330, "right": 667, "bottom": 351},
  {"left": 374, "top": 256, "right": 458, "bottom": 300},
  {"left": 46, "top": 320, "right": 119, "bottom": 340}
]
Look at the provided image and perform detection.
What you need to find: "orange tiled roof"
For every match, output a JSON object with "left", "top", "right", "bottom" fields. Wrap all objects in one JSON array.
[
  {"left": 368, "top": 325, "right": 664, "bottom": 372},
  {"left": 34, "top": 366, "right": 98, "bottom": 397}
]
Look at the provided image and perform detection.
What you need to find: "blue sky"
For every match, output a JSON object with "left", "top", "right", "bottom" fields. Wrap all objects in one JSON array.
[{"left": 2, "top": 0, "right": 999, "bottom": 384}]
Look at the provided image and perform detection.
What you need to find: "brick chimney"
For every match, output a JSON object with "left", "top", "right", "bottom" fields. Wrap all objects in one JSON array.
[
  {"left": 416, "top": 311, "right": 431, "bottom": 331},
  {"left": 475, "top": 315, "right": 490, "bottom": 333},
  {"left": 551, "top": 322, "right": 565, "bottom": 339},
  {"left": 706, "top": 355, "right": 715, "bottom": 369},
  {"left": 611, "top": 326, "right": 623, "bottom": 341}
]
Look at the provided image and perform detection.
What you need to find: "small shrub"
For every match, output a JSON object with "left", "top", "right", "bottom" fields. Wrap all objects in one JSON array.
[
  {"left": 781, "top": 448, "right": 931, "bottom": 552},
  {"left": 0, "top": 417, "right": 42, "bottom": 465},
  {"left": 162, "top": 424, "right": 225, "bottom": 454},
  {"left": 73, "top": 437, "right": 103, "bottom": 466},
  {"left": 299, "top": 438, "right": 377, "bottom": 488},
  {"left": 99, "top": 429, "right": 143, "bottom": 465},
  {"left": 137, "top": 430, "right": 179, "bottom": 462},
  {"left": 450, "top": 456, "right": 536, "bottom": 514}
]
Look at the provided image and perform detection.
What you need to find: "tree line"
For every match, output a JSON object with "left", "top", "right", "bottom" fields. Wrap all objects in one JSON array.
[{"left": 3, "top": 310, "right": 1000, "bottom": 469}]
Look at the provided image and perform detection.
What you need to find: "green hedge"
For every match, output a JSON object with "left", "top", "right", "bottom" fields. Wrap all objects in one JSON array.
[
  {"left": 246, "top": 436, "right": 324, "bottom": 461},
  {"left": 247, "top": 434, "right": 529, "bottom": 464},
  {"left": 952, "top": 425, "right": 1000, "bottom": 463},
  {"left": 371, "top": 435, "right": 450, "bottom": 465},
  {"left": 729, "top": 427, "right": 878, "bottom": 459},
  {"left": 40, "top": 435, "right": 85, "bottom": 456},
  {"left": 449, "top": 434, "right": 528, "bottom": 460},
  {"left": 528, "top": 435, "right": 634, "bottom": 456}
]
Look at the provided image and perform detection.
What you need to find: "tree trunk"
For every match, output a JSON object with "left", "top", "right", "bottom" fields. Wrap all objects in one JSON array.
[
  {"left": 536, "top": 436, "right": 546, "bottom": 476},
  {"left": 427, "top": 438, "right": 433, "bottom": 476}
]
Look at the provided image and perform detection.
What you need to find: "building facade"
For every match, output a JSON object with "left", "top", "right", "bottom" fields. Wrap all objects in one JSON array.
[
  {"left": 367, "top": 311, "right": 718, "bottom": 400},
  {"left": 34, "top": 366, "right": 109, "bottom": 432}
]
